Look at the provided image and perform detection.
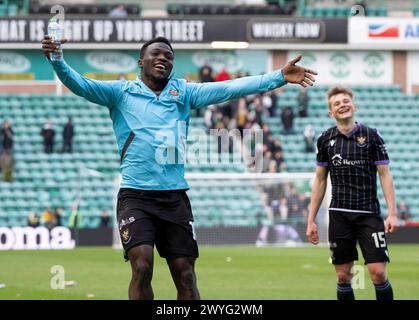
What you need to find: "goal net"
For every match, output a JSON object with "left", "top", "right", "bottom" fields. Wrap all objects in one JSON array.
[{"left": 113, "top": 172, "right": 331, "bottom": 248}]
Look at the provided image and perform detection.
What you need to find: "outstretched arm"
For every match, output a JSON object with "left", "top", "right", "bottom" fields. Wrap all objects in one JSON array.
[
  {"left": 42, "top": 35, "right": 121, "bottom": 108},
  {"left": 187, "top": 55, "right": 317, "bottom": 109}
]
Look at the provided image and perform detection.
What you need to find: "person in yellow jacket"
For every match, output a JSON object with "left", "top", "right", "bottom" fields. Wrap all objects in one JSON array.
[{"left": 68, "top": 204, "right": 82, "bottom": 229}]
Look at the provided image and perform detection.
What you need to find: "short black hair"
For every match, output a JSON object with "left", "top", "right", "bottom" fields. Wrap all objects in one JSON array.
[{"left": 140, "top": 37, "right": 174, "bottom": 59}]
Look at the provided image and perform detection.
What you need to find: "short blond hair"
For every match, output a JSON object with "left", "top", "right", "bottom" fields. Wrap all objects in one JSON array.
[{"left": 327, "top": 85, "right": 354, "bottom": 109}]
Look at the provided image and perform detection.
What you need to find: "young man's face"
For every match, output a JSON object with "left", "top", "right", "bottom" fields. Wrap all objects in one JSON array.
[
  {"left": 140, "top": 42, "right": 174, "bottom": 82},
  {"left": 328, "top": 93, "right": 356, "bottom": 121}
]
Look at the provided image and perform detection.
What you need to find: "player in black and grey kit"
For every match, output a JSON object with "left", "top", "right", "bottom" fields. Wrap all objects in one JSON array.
[{"left": 306, "top": 85, "right": 399, "bottom": 300}]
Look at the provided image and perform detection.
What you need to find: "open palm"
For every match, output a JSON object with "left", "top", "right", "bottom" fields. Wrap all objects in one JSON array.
[{"left": 282, "top": 55, "right": 318, "bottom": 88}]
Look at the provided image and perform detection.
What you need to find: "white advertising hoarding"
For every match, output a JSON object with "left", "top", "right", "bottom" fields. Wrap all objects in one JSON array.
[
  {"left": 349, "top": 17, "right": 419, "bottom": 47},
  {"left": 0, "top": 227, "right": 75, "bottom": 250},
  {"left": 288, "top": 51, "right": 393, "bottom": 85}
]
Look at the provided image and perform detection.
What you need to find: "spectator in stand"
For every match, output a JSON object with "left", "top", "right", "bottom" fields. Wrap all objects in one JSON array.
[
  {"left": 262, "top": 143, "right": 269, "bottom": 156},
  {"left": 196, "top": 66, "right": 215, "bottom": 117},
  {"left": 234, "top": 70, "right": 243, "bottom": 79},
  {"left": 268, "top": 159, "right": 278, "bottom": 173},
  {"left": 109, "top": 4, "right": 128, "bottom": 18},
  {"left": 278, "top": 197, "right": 289, "bottom": 221},
  {"left": 41, "top": 208, "right": 56, "bottom": 229},
  {"left": 304, "top": 124, "right": 316, "bottom": 152},
  {"left": 262, "top": 92, "right": 275, "bottom": 117},
  {"left": 0, "top": 149, "right": 15, "bottom": 182},
  {"left": 199, "top": 65, "right": 214, "bottom": 83},
  {"left": 263, "top": 150, "right": 273, "bottom": 173},
  {"left": 217, "top": 100, "right": 233, "bottom": 120},
  {"left": 289, "top": 201, "right": 302, "bottom": 219},
  {"left": 252, "top": 96, "right": 264, "bottom": 127},
  {"left": 54, "top": 207, "right": 63, "bottom": 227},
  {"left": 281, "top": 106, "right": 295, "bottom": 135},
  {"left": 100, "top": 209, "right": 111, "bottom": 228},
  {"left": 69, "top": 203, "right": 82, "bottom": 229},
  {"left": 271, "top": 138, "right": 283, "bottom": 154},
  {"left": 398, "top": 200, "right": 411, "bottom": 224},
  {"left": 262, "top": 124, "right": 270, "bottom": 144},
  {"left": 235, "top": 98, "right": 248, "bottom": 136},
  {"left": 1, "top": 120, "right": 14, "bottom": 152},
  {"left": 265, "top": 132, "right": 275, "bottom": 152},
  {"left": 27, "top": 211, "right": 40, "bottom": 227},
  {"left": 204, "top": 105, "right": 217, "bottom": 133},
  {"left": 41, "top": 118, "right": 56, "bottom": 154},
  {"left": 270, "top": 91, "right": 278, "bottom": 117},
  {"left": 273, "top": 150, "right": 286, "bottom": 172},
  {"left": 297, "top": 193, "right": 310, "bottom": 218},
  {"left": 62, "top": 117, "right": 74, "bottom": 153},
  {"left": 215, "top": 68, "right": 231, "bottom": 82},
  {"left": 297, "top": 87, "right": 309, "bottom": 117}
]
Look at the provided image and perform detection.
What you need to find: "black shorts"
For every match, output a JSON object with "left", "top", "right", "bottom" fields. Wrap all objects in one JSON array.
[
  {"left": 116, "top": 188, "right": 199, "bottom": 262},
  {"left": 328, "top": 210, "right": 390, "bottom": 265}
]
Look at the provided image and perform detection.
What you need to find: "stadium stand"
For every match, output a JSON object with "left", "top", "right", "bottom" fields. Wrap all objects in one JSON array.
[
  {"left": 0, "top": 0, "right": 29, "bottom": 16},
  {"left": 6, "top": 0, "right": 419, "bottom": 18},
  {"left": 29, "top": 2, "right": 141, "bottom": 15},
  {"left": 166, "top": 2, "right": 295, "bottom": 15},
  {"left": 1, "top": 84, "right": 418, "bottom": 228}
]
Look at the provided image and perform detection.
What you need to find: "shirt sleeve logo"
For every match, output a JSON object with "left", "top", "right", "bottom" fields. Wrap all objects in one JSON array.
[
  {"left": 330, "top": 139, "right": 336, "bottom": 147},
  {"left": 379, "top": 144, "right": 387, "bottom": 154}
]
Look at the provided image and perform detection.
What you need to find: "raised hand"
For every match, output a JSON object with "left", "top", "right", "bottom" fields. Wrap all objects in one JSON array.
[
  {"left": 41, "top": 35, "right": 68, "bottom": 60},
  {"left": 282, "top": 55, "right": 318, "bottom": 88}
]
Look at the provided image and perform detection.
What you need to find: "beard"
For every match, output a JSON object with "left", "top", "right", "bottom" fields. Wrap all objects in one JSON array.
[{"left": 144, "top": 66, "right": 171, "bottom": 83}]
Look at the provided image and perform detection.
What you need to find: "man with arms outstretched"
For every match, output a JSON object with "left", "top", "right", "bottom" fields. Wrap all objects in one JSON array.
[{"left": 42, "top": 35, "right": 317, "bottom": 300}]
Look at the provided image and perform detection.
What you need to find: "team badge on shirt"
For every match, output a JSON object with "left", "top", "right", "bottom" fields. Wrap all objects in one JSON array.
[
  {"left": 169, "top": 89, "right": 179, "bottom": 96},
  {"left": 356, "top": 136, "right": 367, "bottom": 147}
]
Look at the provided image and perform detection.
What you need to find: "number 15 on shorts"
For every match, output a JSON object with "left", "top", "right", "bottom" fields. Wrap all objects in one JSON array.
[{"left": 372, "top": 232, "right": 386, "bottom": 248}]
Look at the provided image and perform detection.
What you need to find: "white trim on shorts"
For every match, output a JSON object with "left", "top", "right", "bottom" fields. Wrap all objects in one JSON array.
[{"left": 329, "top": 208, "right": 374, "bottom": 214}]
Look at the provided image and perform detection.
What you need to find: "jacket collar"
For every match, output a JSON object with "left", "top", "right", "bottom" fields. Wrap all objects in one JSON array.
[
  {"left": 132, "top": 76, "right": 172, "bottom": 96},
  {"left": 331, "top": 122, "right": 361, "bottom": 139}
]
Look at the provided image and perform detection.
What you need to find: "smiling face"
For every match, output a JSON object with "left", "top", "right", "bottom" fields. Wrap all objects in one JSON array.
[
  {"left": 139, "top": 42, "right": 174, "bottom": 83},
  {"left": 328, "top": 93, "right": 357, "bottom": 121}
]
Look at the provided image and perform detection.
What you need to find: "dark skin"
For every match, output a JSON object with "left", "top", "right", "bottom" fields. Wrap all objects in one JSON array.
[
  {"left": 139, "top": 42, "right": 174, "bottom": 92},
  {"left": 127, "top": 245, "right": 200, "bottom": 300},
  {"left": 42, "top": 35, "right": 68, "bottom": 59},
  {"left": 41, "top": 36, "right": 317, "bottom": 300}
]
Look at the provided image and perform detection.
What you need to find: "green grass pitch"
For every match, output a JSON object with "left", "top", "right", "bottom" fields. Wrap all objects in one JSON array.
[{"left": 0, "top": 244, "right": 418, "bottom": 300}]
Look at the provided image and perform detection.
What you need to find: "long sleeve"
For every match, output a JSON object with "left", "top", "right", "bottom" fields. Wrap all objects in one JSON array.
[
  {"left": 186, "top": 70, "right": 287, "bottom": 109},
  {"left": 50, "top": 59, "right": 123, "bottom": 108}
]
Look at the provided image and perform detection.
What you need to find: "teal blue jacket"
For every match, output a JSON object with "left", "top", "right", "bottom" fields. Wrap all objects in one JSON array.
[{"left": 51, "top": 59, "right": 287, "bottom": 190}]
